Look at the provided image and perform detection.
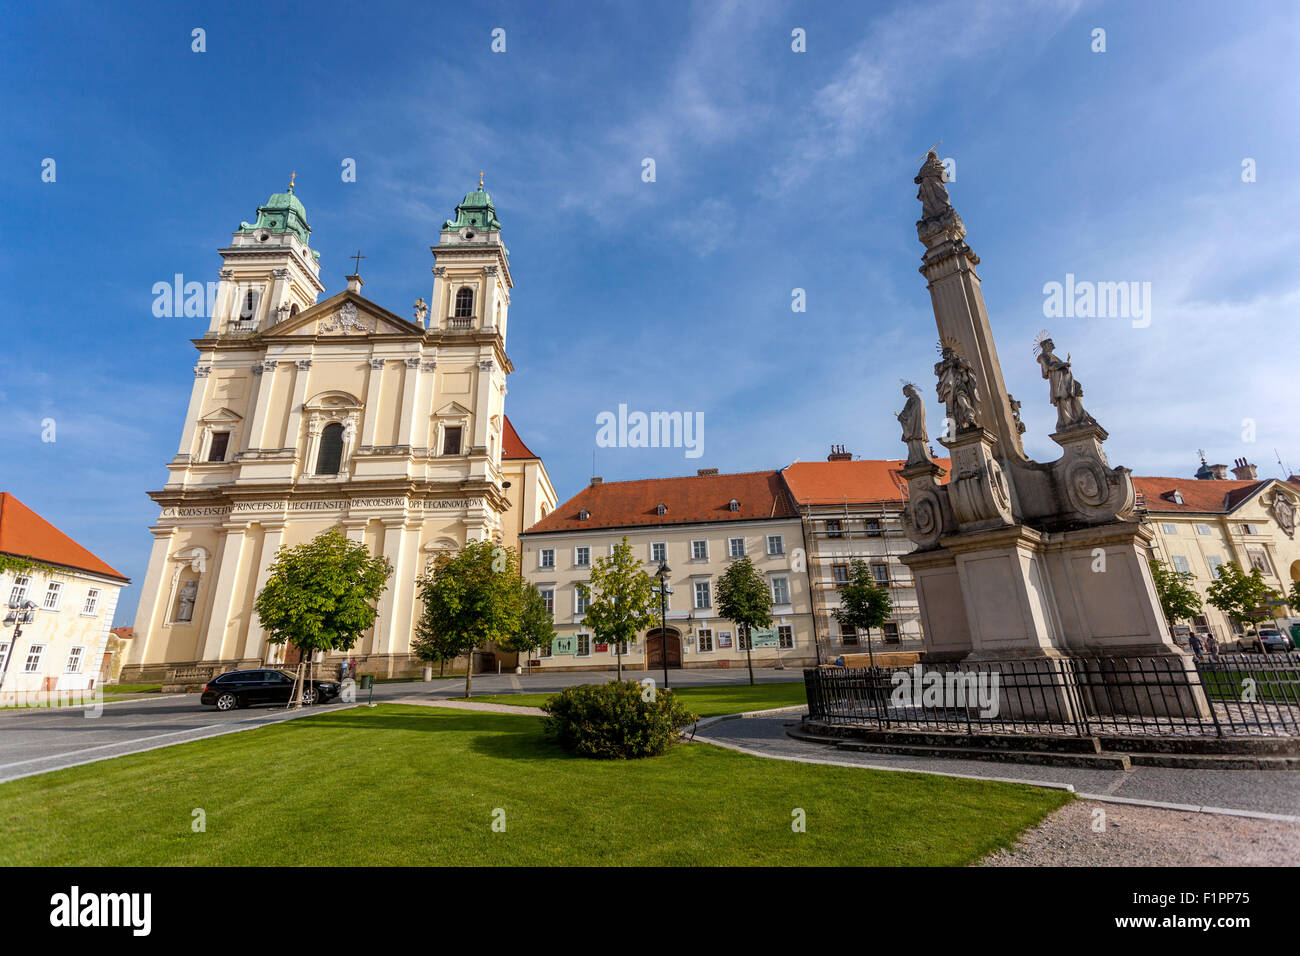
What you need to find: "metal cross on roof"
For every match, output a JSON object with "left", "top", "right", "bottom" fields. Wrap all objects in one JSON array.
[{"left": 349, "top": 249, "right": 366, "bottom": 275}]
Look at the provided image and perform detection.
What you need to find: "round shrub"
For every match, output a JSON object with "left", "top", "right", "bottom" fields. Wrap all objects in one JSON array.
[{"left": 542, "top": 680, "right": 699, "bottom": 759}]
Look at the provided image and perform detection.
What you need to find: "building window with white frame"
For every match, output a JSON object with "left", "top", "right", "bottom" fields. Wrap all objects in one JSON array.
[
  {"left": 539, "top": 587, "right": 554, "bottom": 619},
  {"left": 1160, "top": 522, "right": 1178, "bottom": 535},
  {"left": 826, "top": 520, "right": 842, "bottom": 538},
  {"left": 65, "top": 646, "right": 84, "bottom": 673},
  {"left": 539, "top": 548, "right": 555, "bottom": 569},
  {"left": 8, "top": 575, "right": 30, "bottom": 607},
  {"left": 777, "top": 625, "right": 793, "bottom": 649},
  {"left": 82, "top": 589, "right": 101, "bottom": 615},
  {"left": 538, "top": 642, "right": 552, "bottom": 659},
  {"left": 441, "top": 426, "right": 463, "bottom": 456},
  {"left": 650, "top": 542, "right": 666, "bottom": 563},
  {"left": 870, "top": 564, "right": 890, "bottom": 586},
  {"left": 767, "top": 534, "right": 784, "bottom": 556},
  {"left": 728, "top": 537, "right": 745, "bottom": 558},
  {"left": 207, "top": 431, "right": 231, "bottom": 463},
  {"left": 24, "top": 644, "right": 45, "bottom": 673},
  {"left": 864, "top": 519, "right": 882, "bottom": 537},
  {"left": 576, "top": 633, "right": 591, "bottom": 657},
  {"left": 1195, "top": 523, "right": 1211, "bottom": 535},
  {"left": 697, "top": 628, "right": 714, "bottom": 653},
  {"left": 1171, "top": 555, "right": 1192, "bottom": 575},
  {"left": 575, "top": 584, "right": 590, "bottom": 616},
  {"left": 691, "top": 539, "right": 708, "bottom": 560},
  {"left": 42, "top": 581, "right": 63, "bottom": 611},
  {"left": 832, "top": 564, "right": 849, "bottom": 586},
  {"left": 694, "top": 580, "right": 711, "bottom": 609},
  {"left": 771, "top": 575, "right": 790, "bottom": 605},
  {"left": 575, "top": 546, "right": 590, "bottom": 567},
  {"left": 1207, "top": 555, "right": 1223, "bottom": 578}
]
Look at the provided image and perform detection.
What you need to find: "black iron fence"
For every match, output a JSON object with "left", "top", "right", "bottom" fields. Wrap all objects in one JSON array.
[{"left": 804, "top": 652, "right": 1300, "bottom": 738}]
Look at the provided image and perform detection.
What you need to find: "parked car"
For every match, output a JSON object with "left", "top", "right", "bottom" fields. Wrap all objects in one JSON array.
[
  {"left": 200, "top": 669, "right": 340, "bottom": 711},
  {"left": 1247, "top": 628, "right": 1294, "bottom": 654}
]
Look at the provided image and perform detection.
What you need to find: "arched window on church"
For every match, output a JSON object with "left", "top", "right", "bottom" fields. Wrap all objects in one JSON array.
[
  {"left": 289, "top": 303, "right": 299, "bottom": 318},
  {"left": 316, "top": 422, "right": 344, "bottom": 475},
  {"left": 454, "top": 287, "right": 474, "bottom": 318},
  {"left": 240, "top": 289, "right": 260, "bottom": 321}
]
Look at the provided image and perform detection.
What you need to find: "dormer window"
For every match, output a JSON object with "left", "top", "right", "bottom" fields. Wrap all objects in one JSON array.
[
  {"left": 578, "top": 509, "right": 591, "bottom": 521},
  {"left": 728, "top": 499, "right": 740, "bottom": 512},
  {"left": 656, "top": 503, "right": 668, "bottom": 516},
  {"left": 1160, "top": 490, "right": 1185, "bottom": 505},
  {"left": 454, "top": 287, "right": 474, "bottom": 318}
]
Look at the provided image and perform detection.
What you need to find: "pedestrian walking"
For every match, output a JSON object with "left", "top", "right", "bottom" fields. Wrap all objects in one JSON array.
[
  {"left": 1188, "top": 631, "right": 1204, "bottom": 660},
  {"left": 1204, "top": 632, "right": 1219, "bottom": 660}
]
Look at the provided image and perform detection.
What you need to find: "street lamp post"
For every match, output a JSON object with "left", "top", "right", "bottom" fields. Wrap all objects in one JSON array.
[
  {"left": 0, "top": 600, "right": 39, "bottom": 697},
  {"left": 655, "top": 561, "right": 672, "bottom": 690}
]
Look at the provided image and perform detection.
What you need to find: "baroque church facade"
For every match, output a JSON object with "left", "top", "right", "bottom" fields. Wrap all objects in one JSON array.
[{"left": 123, "top": 179, "right": 555, "bottom": 685}]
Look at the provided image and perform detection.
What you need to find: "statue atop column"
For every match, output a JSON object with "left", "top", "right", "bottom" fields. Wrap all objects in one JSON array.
[
  {"left": 934, "top": 343, "right": 979, "bottom": 432},
  {"left": 915, "top": 151, "right": 952, "bottom": 220},
  {"left": 897, "top": 383, "right": 935, "bottom": 466},
  {"left": 1034, "top": 333, "right": 1095, "bottom": 431}
]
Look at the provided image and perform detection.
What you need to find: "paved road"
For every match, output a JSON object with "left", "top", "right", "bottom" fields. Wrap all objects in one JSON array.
[
  {"left": 695, "top": 713, "right": 1300, "bottom": 819},
  {"left": 0, "top": 667, "right": 802, "bottom": 783}
]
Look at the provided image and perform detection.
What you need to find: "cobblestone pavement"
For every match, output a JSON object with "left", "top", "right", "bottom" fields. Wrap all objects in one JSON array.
[
  {"left": 982, "top": 800, "right": 1300, "bottom": 866},
  {"left": 694, "top": 713, "right": 1300, "bottom": 818}
]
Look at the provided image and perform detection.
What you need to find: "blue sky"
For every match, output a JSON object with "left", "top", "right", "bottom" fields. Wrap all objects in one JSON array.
[{"left": 1, "top": 0, "right": 1297, "bottom": 624}]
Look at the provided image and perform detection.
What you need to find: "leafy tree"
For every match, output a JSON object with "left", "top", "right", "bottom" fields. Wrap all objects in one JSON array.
[
  {"left": 254, "top": 529, "right": 392, "bottom": 705},
  {"left": 1206, "top": 560, "right": 1281, "bottom": 634},
  {"left": 1289, "top": 579, "right": 1300, "bottom": 614},
  {"left": 834, "top": 559, "right": 893, "bottom": 668},
  {"left": 1149, "top": 559, "right": 1203, "bottom": 628},
  {"left": 415, "top": 539, "right": 523, "bottom": 699},
  {"left": 715, "top": 556, "right": 773, "bottom": 686},
  {"left": 499, "top": 582, "right": 557, "bottom": 674},
  {"left": 583, "top": 537, "right": 658, "bottom": 680}
]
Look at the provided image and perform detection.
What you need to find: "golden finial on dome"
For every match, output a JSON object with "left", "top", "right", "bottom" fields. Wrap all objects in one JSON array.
[
  {"left": 288, "top": 171, "right": 296, "bottom": 193},
  {"left": 479, "top": 169, "right": 484, "bottom": 188}
]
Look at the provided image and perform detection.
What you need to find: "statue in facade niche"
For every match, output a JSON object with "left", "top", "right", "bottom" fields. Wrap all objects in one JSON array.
[
  {"left": 897, "top": 384, "right": 935, "bottom": 466},
  {"left": 934, "top": 344, "right": 979, "bottom": 432},
  {"left": 1035, "top": 334, "right": 1094, "bottom": 431},
  {"left": 176, "top": 579, "right": 198, "bottom": 623},
  {"left": 915, "top": 150, "right": 953, "bottom": 221}
]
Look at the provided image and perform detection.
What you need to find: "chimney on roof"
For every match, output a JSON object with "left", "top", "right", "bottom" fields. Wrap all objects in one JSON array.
[
  {"left": 827, "top": 444, "right": 852, "bottom": 462},
  {"left": 1209, "top": 463, "right": 1230, "bottom": 480},
  {"left": 697, "top": 468, "right": 719, "bottom": 476},
  {"left": 1231, "top": 457, "right": 1257, "bottom": 480},
  {"left": 590, "top": 476, "right": 603, "bottom": 485}
]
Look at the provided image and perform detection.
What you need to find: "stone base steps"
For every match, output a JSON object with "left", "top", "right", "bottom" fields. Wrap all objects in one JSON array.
[{"left": 789, "top": 724, "right": 1300, "bottom": 770}]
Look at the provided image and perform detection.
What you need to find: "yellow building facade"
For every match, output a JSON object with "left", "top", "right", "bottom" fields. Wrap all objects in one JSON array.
[{"left": 123, "top": 180, "right": 554, "bottom": 686}]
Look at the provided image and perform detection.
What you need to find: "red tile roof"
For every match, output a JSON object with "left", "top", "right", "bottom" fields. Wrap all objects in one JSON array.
[
  {"left": 1132, "top": 476, "right": 1268, "bottom": 514},
  {"left": 781, "top": 458, "right": 951, "bottom": 506},
  {"left": 501, "top": 415, "right": 538, "bottom": 460},
  {"left": 523, "top": 470, "right": 797, "bottom": 534},
  {"left": 0, "top": 493, "right": 128, "bottom": 581}
]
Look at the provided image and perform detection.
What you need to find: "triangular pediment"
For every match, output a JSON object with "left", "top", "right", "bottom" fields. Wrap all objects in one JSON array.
[
  {"left": 266, "top": 290, "right": 425, "bottom": 338},
  {"left": 435, "top": 401, "right": 472, "bottom": 417}
]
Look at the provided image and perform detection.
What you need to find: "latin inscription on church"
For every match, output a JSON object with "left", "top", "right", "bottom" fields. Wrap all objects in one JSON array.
[{"left": 158, "top": 497, "right": 484, "bottom": 519}]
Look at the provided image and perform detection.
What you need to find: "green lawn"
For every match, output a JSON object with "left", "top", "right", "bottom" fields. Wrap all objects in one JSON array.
[
  {"left": 0, "top": 704, "right": 1069, "bottom": 866},
  {"left": 462, "top": 681, "right": 809, "bottom": 718}
]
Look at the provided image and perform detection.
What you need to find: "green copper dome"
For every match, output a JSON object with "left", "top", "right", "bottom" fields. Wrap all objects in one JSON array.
[
  {"left": 236, "top": 175, "right": 315, "bottom": 253},
  {"left": 442, "top": 182, "right": 502, "bottom": 232}
]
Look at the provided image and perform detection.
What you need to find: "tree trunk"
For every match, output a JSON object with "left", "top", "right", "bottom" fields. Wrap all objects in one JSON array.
[
  {"left": 616, "top": 640, "right": 623, "bottom": 681},
  {"left": 464, "top": 647, "right": 474, "bottom": 699},
  {"left": 745, "top": 623, "right": 755, "bottom": 686},
  {"left": 439, "top": 656, "right": 445, "bottom": 677}
]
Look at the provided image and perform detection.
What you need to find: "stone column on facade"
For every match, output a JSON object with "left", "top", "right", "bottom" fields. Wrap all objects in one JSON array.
[
  {"left": 282, "top": 360, "right": 313, "bottom": 457},
  {"left": 472, "top": 360, "right": 495, "bottom": 451},
  {"left": 397, "top": 358, "right": 422, "bottom": 451},
  {"left": 200, "top": 526, "right": 248, "bottom": 662},
  {"left": 361, "top": 358, "right": 385, "bottom": 449},
  {"left": 176, "top": 365, "right": 212, "bottom": 460},
  {"left": 125, "top": 527, "right": 177, "bottom": 668},
  {"left": 247, "top": 360, "right": 280, "bottom": 450},
  {"left": 242, "top": 523, "right": 285, "bottom": 662},
  {"left": 374, "top": 518, "right": 411, "bottom": 662},
  {"left": 304, "top": 413, "right": 324, "bottom": 475}
]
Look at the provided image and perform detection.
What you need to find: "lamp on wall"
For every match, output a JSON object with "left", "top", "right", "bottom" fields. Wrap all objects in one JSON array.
[{"left": 0, "top": 599, "right": 39, "bottom": 694}]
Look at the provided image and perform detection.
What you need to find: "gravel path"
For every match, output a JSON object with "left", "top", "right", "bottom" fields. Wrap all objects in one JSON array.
[{"left": 982, "top": 800, "right": 1300, "bottom": 866}]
